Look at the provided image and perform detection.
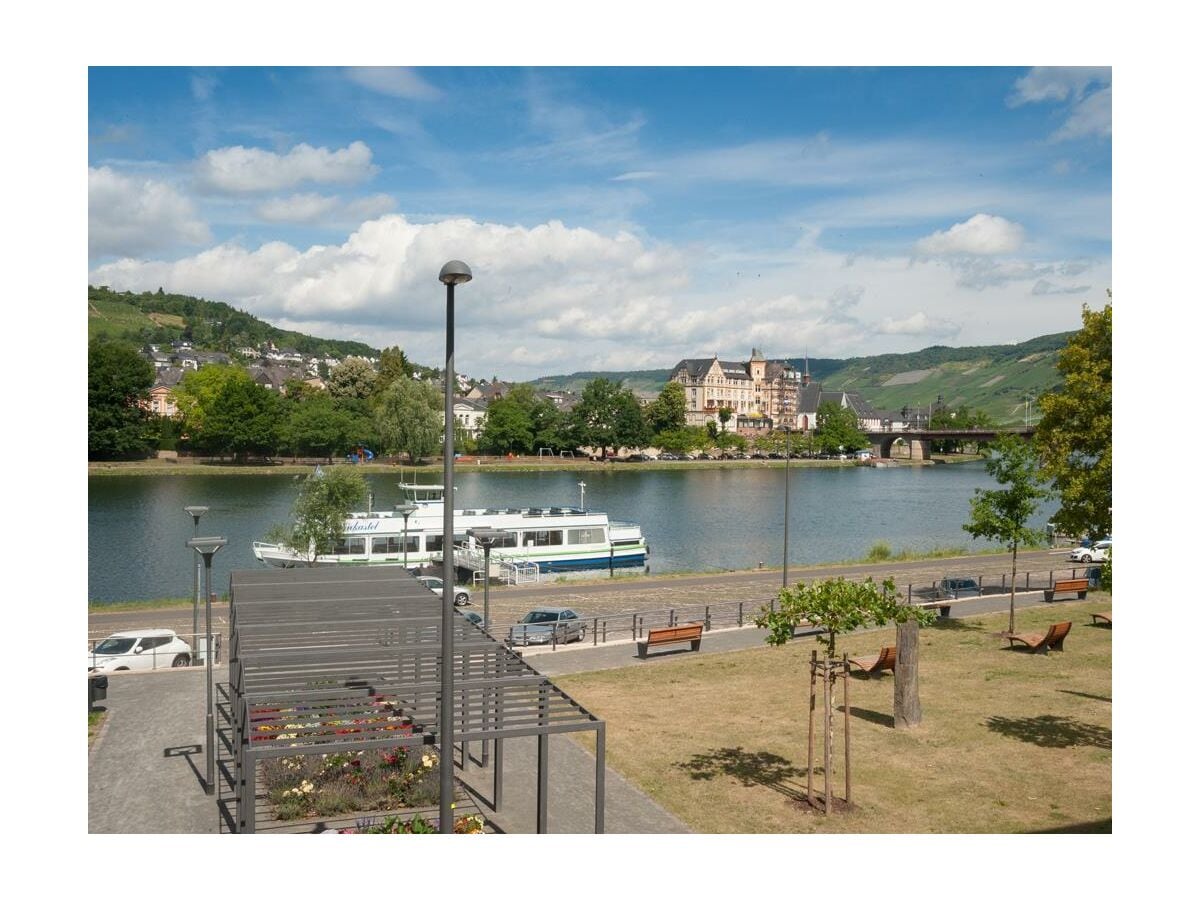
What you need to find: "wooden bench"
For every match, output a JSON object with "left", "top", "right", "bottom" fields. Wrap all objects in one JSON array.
[
  {"left": 1090, "top": 611, "right": 1112, "bottom": 626},
  {"left": 637, "top": 622, "right": 704, "bottom": 659},
  {"left": 1044, "top": 578, "right": 1089, "bottom": 601},
  {"left": 1001, "top": 621, "right": 1072, "bottom": 653},
  {"left": 847, "top": 646, "right": 896, "bottom": 677}
]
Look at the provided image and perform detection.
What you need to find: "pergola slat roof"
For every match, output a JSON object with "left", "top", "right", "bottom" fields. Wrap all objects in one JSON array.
[{"left": 222, "top": 565, "right": 605, "bottom": 834}]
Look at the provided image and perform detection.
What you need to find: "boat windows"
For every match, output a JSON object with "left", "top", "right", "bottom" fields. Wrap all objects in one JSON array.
[
  {"left": 426, "top": 533, "right": 468, "bottom": 553},
  {"left": 523, "top": 529, "right": 564, "bottom": 547},
  {"left": 567, "top": 527, "right": 604, "bottom": 545},
  {"left": 333, "top": 536, "right": 366, "bottom": 556},
  {"left": 372, "top": 535, "right": 418, "bottom": 555}
]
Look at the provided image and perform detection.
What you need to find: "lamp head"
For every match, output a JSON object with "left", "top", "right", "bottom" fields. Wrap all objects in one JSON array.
[
  {"left": 439, "top": 260, "right": 473, "bottom": 286},
  {"left": 184, "top": 505, "right": 209, "bottom": 519},
  {"left": 468, "top": 527, "right": 508, "bottom": 548},
  {"left": 187, "top": 536, "right": 227, "bottom": 556},
  {"left": 394, "top": 502, "right": 419, "bottom": 518}
]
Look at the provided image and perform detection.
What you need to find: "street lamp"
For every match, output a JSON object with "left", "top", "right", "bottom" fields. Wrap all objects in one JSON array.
[
  {"left": 781, "top": 427, "right": 792, "bottom": 589},
  {"left": 468, "top": 528, "right": 508, "bottom": 629},
  {"left": 184, "top": 506, "right": 208, "bottom": 663},
  {"left": 438, "top": 258, "right": 471, "bottom": 833},
  {"left": 577, "top": 481, "right": 586, "bottom": 509},
  {"left": 395, "top": 501, "right": 418, "bottom": 569},
  {"left": 186, "top": 535, "right": 226, "bottom": 795}
]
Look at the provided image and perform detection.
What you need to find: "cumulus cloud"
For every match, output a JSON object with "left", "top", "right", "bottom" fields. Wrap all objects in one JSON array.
[
  {"left": 877, "top": 312, "right": 960, "bottom": 339},
  {"left": 196, "top": 141, "right": 377, "bottom": 193},
  {"left": 255, "top": 193, "right": 395, "bottom": 224},
  {"left": 345, "top": 67, "right": 442, "bottom": 101},
  {"left": 915, "top": 214, "right": 1025, "bottom": 257},
  {"left": 89, "top": 166, "right": 211, "bottom": 258}
]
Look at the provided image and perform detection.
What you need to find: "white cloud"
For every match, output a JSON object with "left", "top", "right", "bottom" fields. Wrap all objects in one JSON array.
[
  {"left": 89, "top": 166, "right": 211, "bottom": 258},
  {"left": 255, "top": 193, "right": 395, "bottom": 224},
  {"left": 1052, "top": 87, "right": 1111, "bottom": 141},
  {"left": 345, "top": 67, "right": 442, "bottom": 101},
  {"left": 196, "top": 141, "right": 377, "bottom": 193},
  {"left": 1032, "top": 279, "right": 1090, "bottom": 296},
  {"left": 611, "top": 171, "right": 659, "bottom": 182},
  {"left": 191, "top": 73, "right": 217, "bottom": 102},
  {"left": 88, "top": 212, "right": 1109, "bottom": 380},
  {"left": 915, "top": 214, "right": 1025, "bottom": 257},
  {"left": 1008, "top": 67, "right": 1110, "bottom": 106}
]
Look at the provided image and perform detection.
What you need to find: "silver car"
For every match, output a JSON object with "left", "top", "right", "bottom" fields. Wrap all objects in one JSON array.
[
  {"left": 416, "top": 575, "right": 472, "bottom": 606},
  {"left": 508, "top": 607, "right": 585, "bottom": 645}
]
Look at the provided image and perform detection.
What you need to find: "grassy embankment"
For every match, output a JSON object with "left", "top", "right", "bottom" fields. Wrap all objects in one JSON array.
[
  {"left": 88, "top": 710, "right": 106, "bottom": 746},
  {"left": 89, "top": 595, "right": 1109, "bottom": 830},
  {"left": 558, "top": 597, "right": 1112, "bottom": 833}
]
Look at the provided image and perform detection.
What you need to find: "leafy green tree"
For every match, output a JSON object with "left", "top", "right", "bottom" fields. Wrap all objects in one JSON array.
[
  {"left": 569, "top": 378, "right": 649, "bottom": 458},
  {"left": 327, "top": 357, "right": 377, "bottom": 400},
  {"left": 375, "top": 376, "right": 442, "bottom": 463},
  {"left": 815, "top": 401, "right": 866, "bottom": 455},
  {"left": 718, "top": 406, "right": 734, "bottom": 431},
  {"left": 964, "top": 434, "right": 1051, "bottom": 633},
  {"left": 283, "top": 394, "right": 361, "bottom": 461},
  {"left": 655, "top": 426, "right": 707, "bottom": 455},
  {"left": 1035, "top": 302, "right": 1112, "bottom": 541},
  {"left": 197, "top": 377, "right": 282, "bottom": 461},
  {"left": 174, "top": 364, "right": 249, "bottom": 437},
  {"left": 479, "top": 392, "right": 534, "bottom": 454},
  {"left": 277, "top": 466, "right": 367, "bottom": 564},
  {"left": 88, "top": 338, "right": 157, "bottom": 459},
  {"left": 375, "top": 346, "right": 415, "bottom": 395},
  {"left": 644, "top": 381, "right": 687, "bottom": 434}
]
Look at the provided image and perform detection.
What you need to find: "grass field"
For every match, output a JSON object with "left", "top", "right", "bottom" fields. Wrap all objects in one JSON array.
[{"left": 557, "top": 598, "right": 1112, "bottom": 833}]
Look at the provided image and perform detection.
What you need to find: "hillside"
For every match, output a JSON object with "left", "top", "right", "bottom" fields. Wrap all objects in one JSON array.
[
  {"left": 530, "top": 332, "right": 1072, "bottom": 425},
  {"left": 87, "top": 285, "right": 379, "bottom": 359}
]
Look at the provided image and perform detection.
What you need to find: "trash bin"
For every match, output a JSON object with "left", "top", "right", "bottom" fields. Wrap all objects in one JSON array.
[{"left": 89, "top": 673, "right": 108, "bottom": 711}]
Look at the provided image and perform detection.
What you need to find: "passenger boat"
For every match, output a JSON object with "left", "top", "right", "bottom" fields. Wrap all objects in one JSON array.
[{"left": 252, "top": 481, "right": 649, "bottom": 577}]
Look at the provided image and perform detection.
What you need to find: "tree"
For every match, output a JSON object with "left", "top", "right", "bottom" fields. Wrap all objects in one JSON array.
[
  {"left": 964, "top": 434, "right": 1050, "bottom": 634},
  {"left": 644, "top": 381, "right": 687, "bottom": 434},
  {"left": 375, "top": 346, "right": 414, "bottom": 395},
  {"left": 478, "top": 392, "right": 533, "bottom": 454},
  {"left": 569, "top": 378, "right": 649, "bottom": 458},
  {"left": 198, "top": 377, "right": 282, "bottom": 460},
  {"left": 718, "top": 406, "right": 734, "bottom": 431},
  {"left": 88, "top": 339, "right": 157, "bottom": 459},
  {"left": 815, "top": 402, "right": 866, "bottom": 455},
  {"left": 375, "top": 376, "right": 442, "bottom": 463},
  {"left": 327, "top": 357, "right": 377, "bottom": 400},
  {"left": 283, "top": 394, "right": 361, "bottom": 461},
  {"left": 277, "top": 466, "right": 367, "bottom": 564},
  {"left": 1035, "top": 302, "right": 1112, "bottom": 541},
  {"left": 174, "top": 364, "right": 249, "bottom": 437}
]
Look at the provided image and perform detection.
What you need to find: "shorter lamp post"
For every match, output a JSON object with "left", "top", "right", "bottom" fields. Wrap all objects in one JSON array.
[
  {"left": 467, "top": 528, "right": 508, "bottom": 629},
  {"left": 187, "top": 536, "right": 226, "bottom": 795},
  {"left": 184, "top": 505, "right": 208, "bottom": 662},
  {"left": 395, "top": 502, "right": 418, "bottom": 569},
  {"left": 578, "top": 481, "right": 586, "bottom": 509}
]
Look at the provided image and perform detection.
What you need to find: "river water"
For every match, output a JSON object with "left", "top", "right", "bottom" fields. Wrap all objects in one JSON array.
[{"left": 87, "top": 462, "right": 1055, "bottom": 603}]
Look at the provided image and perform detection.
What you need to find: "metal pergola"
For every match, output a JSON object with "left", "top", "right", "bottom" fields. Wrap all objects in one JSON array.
[{"left": 217, "top": 566, "right": 606, "bottom": 834}]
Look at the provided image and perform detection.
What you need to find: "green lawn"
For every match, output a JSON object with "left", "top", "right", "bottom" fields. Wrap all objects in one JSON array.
[{"left": 557, "top": 598, "right": 1112, "bottom": 833}]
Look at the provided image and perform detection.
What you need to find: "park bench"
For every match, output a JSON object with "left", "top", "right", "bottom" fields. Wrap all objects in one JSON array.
[
  {"left": 1090, "top": 612, "right": 1112, "bottom": 626},
  {"left": 1044, "top": 578, "right": 1089, "bottom": 602},
  {"left": 1000, "top": 621, "right": 1072, "bottom": 654},
  {"left": 846, "top": 646, "right": 896, "bottom": 677},
  {"left": 637, "top": 622, "right": 704, "bottom": 659}
]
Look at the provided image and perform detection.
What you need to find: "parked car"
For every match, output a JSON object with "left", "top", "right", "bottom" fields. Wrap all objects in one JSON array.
[
  {"left": 1068, "top": 540, "right": 1110, "bottom": 563},
  {"left": 416, "top": 575, "right": 472, "bottom": 606},
  {"left": 934, "top": 577, "right": 982, "bottom": 600},
  {"left": 508, "top": 607, "right": 585, "bottom": 645},
  {"left": 88, "top": 629, "right": 193, "bottom": 672}
]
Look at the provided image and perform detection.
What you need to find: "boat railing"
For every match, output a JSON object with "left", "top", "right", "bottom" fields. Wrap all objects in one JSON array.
[{"left": 452, "top": 544, "right": 541, "bottom": 586}]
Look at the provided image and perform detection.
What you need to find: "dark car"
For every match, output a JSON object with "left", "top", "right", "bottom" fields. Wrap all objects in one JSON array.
[
  {"left": 508, "top": 607, "right": 585, "bottom": 645},
  {"left": 934, "top": 577, "right": 982, "bottom": 600}
]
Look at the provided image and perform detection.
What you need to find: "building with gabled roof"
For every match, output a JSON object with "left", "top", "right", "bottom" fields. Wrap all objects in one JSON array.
[{"left": 668, "top": 349, "right": 798, "bottom": 430}]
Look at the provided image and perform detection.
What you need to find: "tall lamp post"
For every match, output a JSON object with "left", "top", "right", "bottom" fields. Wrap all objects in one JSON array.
[
  {"left": 395, "top": 501, "right": 418, "bottom": 569},
  {"left": 186, "top": 536, "right": 226, "bottom": 795},
  {"left": 577, "top": 481, "right": 586, "bottom": 509},
  {"left": 782, "top": 427, "right": 792, "bottom": 589},
  {"left": 438, "top": 259, "right": 472, "bottom": 833},
  {"left": 184, "top": 506, "right": 208, "bottom": 663},
  {"left": 468, "top": 528, "right": 507, "bottom": 629}
]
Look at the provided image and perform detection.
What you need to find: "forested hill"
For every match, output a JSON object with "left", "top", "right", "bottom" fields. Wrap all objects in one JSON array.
[
  {"left": 87, "top": 285, "right": 379, "bottom": 359},
  {"left": 529, "top": 331, "right": 1074, "bottom": 425}
]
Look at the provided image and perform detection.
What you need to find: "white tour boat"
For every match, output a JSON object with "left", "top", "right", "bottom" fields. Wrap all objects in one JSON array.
[{"left": 252, "top": 481, "right": 648, "bottom": 579}]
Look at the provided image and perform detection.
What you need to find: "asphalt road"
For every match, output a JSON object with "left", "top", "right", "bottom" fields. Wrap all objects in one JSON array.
[{"left": 88, "top": 548, "right": 1088, "bottom": 646}]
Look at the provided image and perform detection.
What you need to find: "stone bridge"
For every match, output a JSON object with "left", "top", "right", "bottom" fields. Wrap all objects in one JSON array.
[{"left": 865, "top": 427, "right": 1034, "bottom": 460}]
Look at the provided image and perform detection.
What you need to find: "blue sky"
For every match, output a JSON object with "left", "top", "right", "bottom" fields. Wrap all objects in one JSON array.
[{"left": 88, "top": 66, "right": 1111, "bottom": 379}]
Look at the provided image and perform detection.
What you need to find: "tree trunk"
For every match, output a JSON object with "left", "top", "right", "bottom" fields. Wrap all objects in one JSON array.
[
  {"left": 894, "top": 619, "right": 922, "bottom": 729},
  {"left": 1009, "top": 542, "right": 1018, "bottom": 634}
]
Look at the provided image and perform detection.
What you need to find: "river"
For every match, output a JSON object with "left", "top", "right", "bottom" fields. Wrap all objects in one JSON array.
[{"left": 87, "top": 462, "right": 1055, "bottom": 603}]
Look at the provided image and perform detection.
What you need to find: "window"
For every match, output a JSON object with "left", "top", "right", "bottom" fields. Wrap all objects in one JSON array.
[
  {"left": 426, "top": 534, "right": 467, "bottom": 553},
  {"left": 568, "top": 527, "right": 603, "bottom": 545},
  {"left": 333, "top": 536, "right": 366, "bottom": 555},
  {"left": 522, "top": 530, "right": 563, "bottom": 547},
  {"left": 372, "top": 535, "right": 418, "bottom": 555}
]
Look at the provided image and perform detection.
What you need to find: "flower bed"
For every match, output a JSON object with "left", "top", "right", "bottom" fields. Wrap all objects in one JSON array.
[
  {"left": 262, "top": 746, "right": 441, "bottom": 820},
  {"left": 336, "top": 812, "right": 486, "bottom": 834}
]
